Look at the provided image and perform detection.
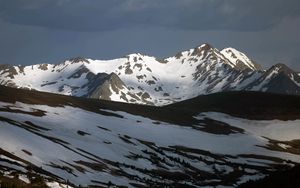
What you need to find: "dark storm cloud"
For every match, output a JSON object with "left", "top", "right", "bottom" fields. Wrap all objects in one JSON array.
[
  {"left": 0, "top": 0, "right": 125, "bottom": 31},
  {"left": 0, "top": 0, "right": 300, "bottom": 31}
]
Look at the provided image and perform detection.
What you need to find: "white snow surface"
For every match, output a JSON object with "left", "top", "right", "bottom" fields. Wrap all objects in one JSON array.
[
  {"left": 197, "top": 112, "right": 300, "bottom": 141},
  {"left": 46, "top": 182, "right": 73, "bottom": 188}
]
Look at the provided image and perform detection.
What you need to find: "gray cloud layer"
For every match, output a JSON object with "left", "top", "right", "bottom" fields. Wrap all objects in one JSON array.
[
  {"left": 0, "top": 0, "right": 299, "bottom": 70},
  {"left": 1, "top": 0, "right": 300, "bottom": 31}
]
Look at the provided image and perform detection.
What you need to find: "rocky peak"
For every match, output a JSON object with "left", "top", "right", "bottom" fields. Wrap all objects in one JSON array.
[
  {"left": 69, "top": 57, "right": 90, "bottom": 64},
  {"left": 263, "top": 71, "right": 300, "bottom": 95},
  {"left": 125, "top": 53, "right": 147, "bottom": 63},
  {"left": 107, "top": 72, "right": 125, "bottom": 88},
  {"left": 191, "top": 43, "right": 214, "bottom": 57},
  {"left": 267, "top": 63, "right": 294, "bottom": 75},
  {"left": 270, "top": 63, "right": 300, "bottom": 84}
]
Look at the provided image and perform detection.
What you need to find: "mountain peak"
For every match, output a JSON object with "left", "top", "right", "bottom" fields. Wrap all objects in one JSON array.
[
  {"left": 269, "top": 63, "right": 294, "bottom": 75},
  {"left": 272, "top": 63, "right": 292, "bottom": 69},
  {"left": 191, "top": 43, "right": 214, "bottom": 56},
  {"left": 68, "top": 56, "right": 90, "bottom": 64},
  {"left": 199, "top": 43, "right": 213, "bottom": 49}
]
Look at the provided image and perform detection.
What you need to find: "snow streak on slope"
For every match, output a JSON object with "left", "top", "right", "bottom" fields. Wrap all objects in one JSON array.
[
  {"left": 220, "top": 48, "right": 261, "bottom": 71},
  {"left": 0, "top": 101, "right": 299, "bottom": 187},
  {"left": 0, "top": 44, "right": 300, "bottom": 106}
]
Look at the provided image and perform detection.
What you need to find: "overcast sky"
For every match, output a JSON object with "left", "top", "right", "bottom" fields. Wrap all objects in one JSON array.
[{"left": 0, "top": 0, "right": 299, "bottom": 70}]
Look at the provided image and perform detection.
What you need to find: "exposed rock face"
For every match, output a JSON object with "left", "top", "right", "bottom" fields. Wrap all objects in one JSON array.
[
  {"left": 69, "top": 57, "right": 90, "bottom": 64},
  {"left": 0, "top": 64, "right": 19, "bottom": 79},
  {"left": 244, "top": 63, "right": 300, "bottom": 93},
  {"left": 265, "top": 72, "right": 300, "bottom": 95},
  {"left": 38, "top": 64, "right": 48, "bottom": 71},
  {"left": 88, "top": 73, "right": 125, "bottom": 100},
  {"left": 191, "top": 43, "right": 213, "bottom": 56}
]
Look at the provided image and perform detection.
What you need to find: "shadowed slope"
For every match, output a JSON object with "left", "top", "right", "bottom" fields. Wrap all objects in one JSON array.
[{"left": 1, "top": 85, "right": 300, "bottom": 123}]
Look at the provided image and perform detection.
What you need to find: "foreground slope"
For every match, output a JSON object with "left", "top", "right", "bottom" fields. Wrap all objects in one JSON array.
[
  {"left": 1, "top": 44, "right": 300, "bottom": 106},
  {"left": 240, "top": 165, "right": 300, "bottom": 188},
  {"left": 0, "top": 86, "right": 300, "bottom": 187}
]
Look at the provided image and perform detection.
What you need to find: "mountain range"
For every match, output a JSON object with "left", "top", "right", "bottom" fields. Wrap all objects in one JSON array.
[{"left": 1, "top": 43, "right": 300, "bottom": 106}]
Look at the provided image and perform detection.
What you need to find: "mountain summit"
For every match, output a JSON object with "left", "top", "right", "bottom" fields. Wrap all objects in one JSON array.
[{"left": 0, "top": 43, "right": 299, "bottom": 105}]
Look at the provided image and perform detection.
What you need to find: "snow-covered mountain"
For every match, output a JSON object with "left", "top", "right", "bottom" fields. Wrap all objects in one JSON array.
[
  {"left": 1, "top": 86, "right": 300, "bottom": 187},
  {"left": 1, "top": 43, "right": 299, "bottom": 105}
]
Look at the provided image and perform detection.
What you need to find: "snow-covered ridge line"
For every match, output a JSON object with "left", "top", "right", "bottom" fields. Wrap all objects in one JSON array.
[{"left": 0, "top": 43, "right": 300, "bottom": 106}]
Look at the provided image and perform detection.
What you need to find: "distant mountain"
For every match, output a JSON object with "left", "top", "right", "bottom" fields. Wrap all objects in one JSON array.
[
  {"left": 1, "top": 43, "right": 299, "bottom": 105},
  {"left": 245, "top": 63, "right": 300, "bottom": 95}
]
